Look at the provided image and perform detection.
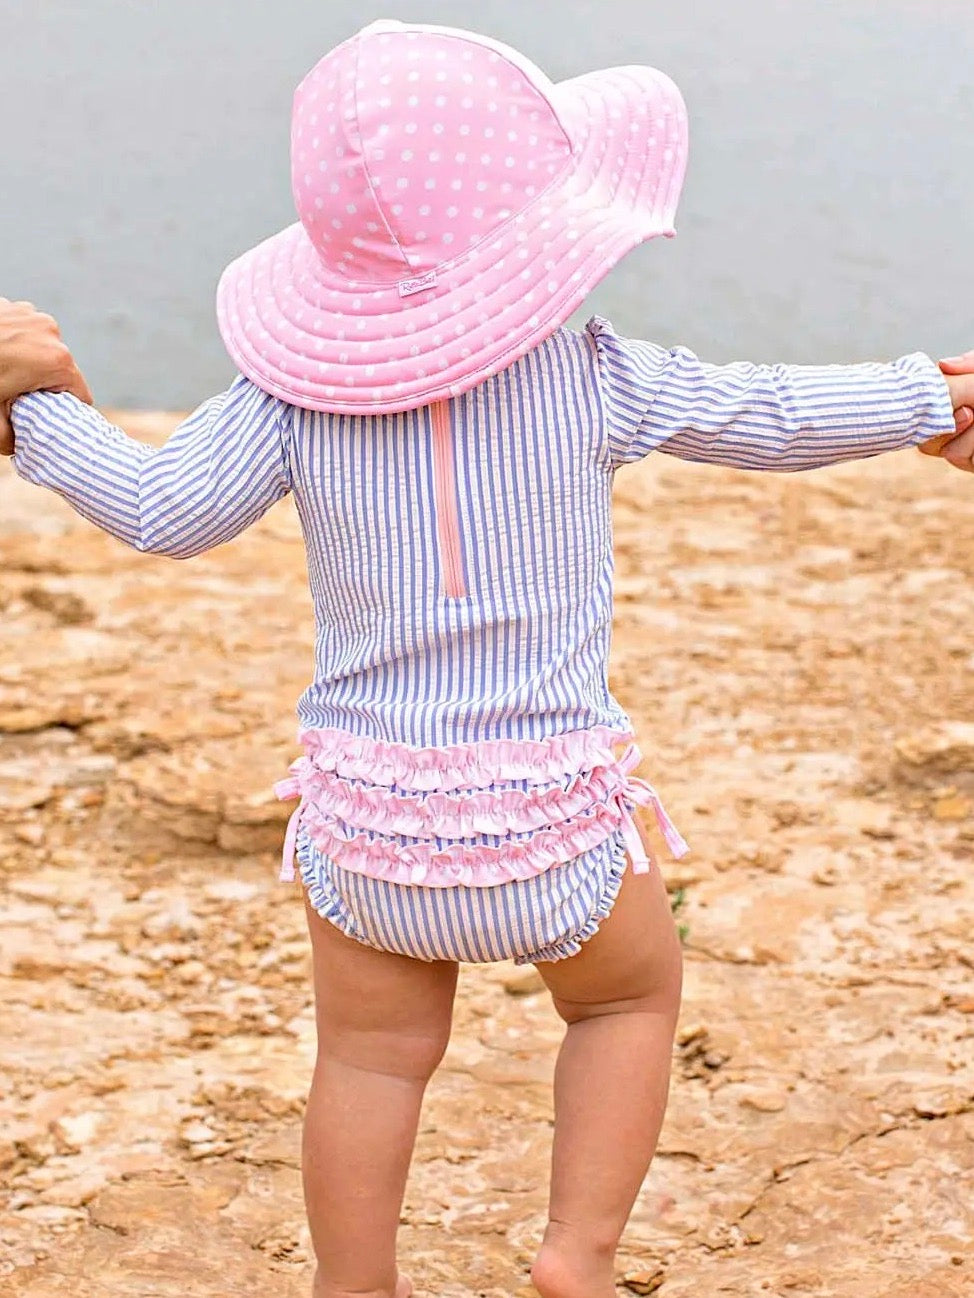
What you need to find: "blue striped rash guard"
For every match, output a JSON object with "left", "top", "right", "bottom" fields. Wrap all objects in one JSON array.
[{"left": 11, "top": 317, "right": 955, "bottom": 751}]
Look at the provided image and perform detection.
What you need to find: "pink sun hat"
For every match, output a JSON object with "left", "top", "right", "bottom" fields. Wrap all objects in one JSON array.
[{"left": 216, "top": 19, "right": 688, "bottom": 415}]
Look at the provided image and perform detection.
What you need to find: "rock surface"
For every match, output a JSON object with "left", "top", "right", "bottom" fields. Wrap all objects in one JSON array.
[{"left": 2, "top": 418, "right": 973, "bottom": 1296}]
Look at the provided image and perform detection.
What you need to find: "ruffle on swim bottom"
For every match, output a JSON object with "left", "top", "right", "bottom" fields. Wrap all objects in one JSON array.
[
  {"left": 295, "top": 723, "right": 635, "bottom": 791},
  {"left": 275, "top": 725, "right": 688, "bottom": 888}
]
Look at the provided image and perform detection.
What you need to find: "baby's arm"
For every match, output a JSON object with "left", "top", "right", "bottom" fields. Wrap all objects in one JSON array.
[
  {"left": 594, "top": 323, "right": 957, "bottom": 472},
  {"left": 10, "top": 377, "right": 292, "bottom": 558}
]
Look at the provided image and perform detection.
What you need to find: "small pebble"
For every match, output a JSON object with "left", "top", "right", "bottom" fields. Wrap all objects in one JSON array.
[{"left": 623, "top": 1268, "right": 665, "bottom": 1295}]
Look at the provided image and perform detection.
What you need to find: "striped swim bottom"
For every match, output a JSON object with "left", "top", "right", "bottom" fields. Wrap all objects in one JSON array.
[{"left": 297, "top": 828, "right": 629, "bottom": 964}]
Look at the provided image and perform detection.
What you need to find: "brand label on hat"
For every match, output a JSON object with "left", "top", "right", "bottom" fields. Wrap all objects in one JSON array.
[{"left": 398, "top": 270, "right": 438, "bottom": 298}]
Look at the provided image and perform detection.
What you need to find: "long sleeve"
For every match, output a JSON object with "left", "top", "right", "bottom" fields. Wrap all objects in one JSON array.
[
  {"left": 10, "top": 375, "right": 293, "bottom": 558},
  {"left": 590, "top": 318, "right": 956, "bottom": 472}
]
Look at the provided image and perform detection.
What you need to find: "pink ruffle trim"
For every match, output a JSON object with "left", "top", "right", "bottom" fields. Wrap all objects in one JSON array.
[
  {"left": 274, "top": 725, "right": 689, "bottom": 889},
  {"left": 299, "top": 801, "right": 630, "bottom": 888},
  {"left": 275, "top": 760, "right": 635, "bottom": 841},
  {"left": 295, "top": 724, "right": 635, "bottom": 791}
]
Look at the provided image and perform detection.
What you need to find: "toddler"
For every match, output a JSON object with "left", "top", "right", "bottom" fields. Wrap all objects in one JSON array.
[{"left": 4, "top": 20, "right": 974, "bottom": 1298}]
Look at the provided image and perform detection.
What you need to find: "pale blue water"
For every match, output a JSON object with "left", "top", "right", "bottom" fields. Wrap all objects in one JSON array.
[{"left": 2, "top": 0, "right": 971, "bottom": 407}]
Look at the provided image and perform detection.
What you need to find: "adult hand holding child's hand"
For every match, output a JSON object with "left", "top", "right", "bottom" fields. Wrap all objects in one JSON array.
[
  {"left": 0, "top": 299, "right": 94, "bottom": 456},
  {"left": 918, "top": 351, "right": 974, "bottom": 472}
]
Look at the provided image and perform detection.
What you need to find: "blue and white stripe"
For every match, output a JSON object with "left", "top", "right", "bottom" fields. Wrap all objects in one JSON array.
[
  {"left": 11, "top": 316, "right": 954, "bottom": 754},
  {"left": 297, "top": 824, "right": 629, "bottom": 964},
  {"left": 12, "top": 381, "right": 291, "bottom": 559}
]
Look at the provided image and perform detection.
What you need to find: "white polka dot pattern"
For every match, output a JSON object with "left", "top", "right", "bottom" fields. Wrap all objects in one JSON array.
[{"left": 216, "top": 19, "right": 689, "bottom": 415}]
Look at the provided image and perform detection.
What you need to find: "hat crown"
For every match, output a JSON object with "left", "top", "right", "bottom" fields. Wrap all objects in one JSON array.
[{"left": 290, "top": 22, "right": 574, "bottom": 286}]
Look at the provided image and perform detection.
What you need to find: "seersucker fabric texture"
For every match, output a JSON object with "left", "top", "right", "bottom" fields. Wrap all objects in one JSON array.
[
  {"left": 11, "top": 318, "right": 956, "bottom": 942},
  {"left": 216, "top": 19, "right": 688, "bottom": 414},
  {"left": 296, "top": 823, "right": 631, "bottom": 964}
]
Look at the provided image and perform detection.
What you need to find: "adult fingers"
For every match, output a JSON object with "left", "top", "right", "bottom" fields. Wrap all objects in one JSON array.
[
  {"left": 940, "top": 425, "right": 974, "bottom": 473},
  {"left": 39, "top": 345, "right": 93, "bottom": 403},
  {"left": 0, "top": 403, "right": 14, "bottom": 456},
  {"left": 914, "top": 412, "right": 971, "bottom": 458},
  {"left": 60, "top": 365, "right": 95, "bottom": 406},
  {"left": 939, "top": 350, "right": 974, "bottom": 375},
  {"left": 918, "top": 432, "right": 954, "bottom": 457}
]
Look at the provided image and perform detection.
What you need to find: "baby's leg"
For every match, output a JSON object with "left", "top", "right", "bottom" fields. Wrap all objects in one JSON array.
[
  {"left": 530, "top": 853, "right": 683, "bottom": 1298},
  {"left": 302, "top": 895, "right": 458, "bottom": 1298}
]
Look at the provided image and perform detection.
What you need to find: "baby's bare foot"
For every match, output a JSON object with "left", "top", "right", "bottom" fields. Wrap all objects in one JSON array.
[{"left": 531, "top": 1244, "right": 615, "bottom": 1298}]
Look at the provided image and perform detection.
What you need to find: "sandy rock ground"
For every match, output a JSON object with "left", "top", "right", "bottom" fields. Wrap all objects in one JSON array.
[{"left": 1, "top": 415, "right": 973, "bottom": 1298}]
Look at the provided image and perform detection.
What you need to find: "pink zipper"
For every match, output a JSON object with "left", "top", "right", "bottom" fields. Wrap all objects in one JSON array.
[{"left": 429, "top": 400, "right": 468, "bottom": 599}]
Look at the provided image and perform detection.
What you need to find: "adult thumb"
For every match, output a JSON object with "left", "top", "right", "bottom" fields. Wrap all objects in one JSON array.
[{"left": 939, "top": 351, "right": 974, "bottom": 375}]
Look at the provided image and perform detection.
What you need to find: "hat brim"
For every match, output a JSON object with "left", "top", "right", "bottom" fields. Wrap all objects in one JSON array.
[{"left": 216, "top": 66, "right": 688, "bottom": 414}]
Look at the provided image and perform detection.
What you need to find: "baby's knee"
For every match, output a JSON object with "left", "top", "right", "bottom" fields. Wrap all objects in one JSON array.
[
  {"left": 550, "top": 943, "right": 683, "bottom": 1027},
  {"left": 332, "top": 1022, "right": 451, "bottom": 1082},
  {"left": 402, "top": 1023, "right": 452, "bottom": 1080}
]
